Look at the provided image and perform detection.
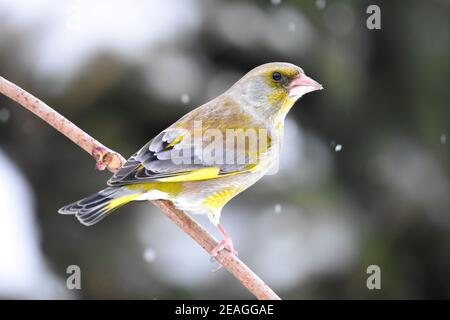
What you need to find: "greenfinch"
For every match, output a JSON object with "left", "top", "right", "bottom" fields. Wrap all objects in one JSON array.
[{"left": 59, "top": 62, "right": 323, "bottom": 256}]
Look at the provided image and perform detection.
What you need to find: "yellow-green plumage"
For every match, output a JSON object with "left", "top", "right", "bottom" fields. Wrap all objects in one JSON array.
[{"left": 59, "top": 62, "right": 322, "bottom": 230}]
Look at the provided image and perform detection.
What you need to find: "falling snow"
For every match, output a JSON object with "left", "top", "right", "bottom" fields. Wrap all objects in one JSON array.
[
  {"left": 288, "top": 22, "right": 296, "bottom": 32},
  {"left": 440, "top": 134, "right": 447, "bottom": 144},
  {"left": 0, "top": 108, "right": 10, "bottom": 123},
  {"left": 316, "top": 0, "right": 326, "bottom": 10},
  {"left": 180, "top": 93, "right": 190, "bottom": 105},
  {"left": 274, "top": 203, "right": 282, "bottom": 215},
  {"left": 335, "top": 144, "right": 343, "bottom": 152},
  {"left": 143, "top": 248, "right": 157, "bottom": 263}
]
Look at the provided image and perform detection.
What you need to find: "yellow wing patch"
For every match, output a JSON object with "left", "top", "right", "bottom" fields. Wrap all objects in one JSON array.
[
  {"left": 126, "top": 182, "right": 183, "bottom": 195},
  {"left": 154, "top": 163, "right": 259, "bottom": 183},
  {"left": 106, "top": 194, "right": 141, "bottom": 210},
  {"left": 167, "top": 134, "right": 186, "bottom": 148},
  {"left": 155, "top": 167, "right": 221, "bottom": 182}
]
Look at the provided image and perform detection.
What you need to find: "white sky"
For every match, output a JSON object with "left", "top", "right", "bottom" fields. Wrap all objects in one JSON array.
[{"left": 0, "top": 0, "right": 200, "bottom": 77}]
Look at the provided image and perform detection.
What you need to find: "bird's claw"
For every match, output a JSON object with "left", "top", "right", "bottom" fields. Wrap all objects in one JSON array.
[
  {"left": 210, "top": 239, "right": 238, "bottom": 273},
  {"left": 209, "top": 224, "right": 237, "bottom": 272},
  {"left": 211, "top": 238, "right": 238, "bottom": 257}
]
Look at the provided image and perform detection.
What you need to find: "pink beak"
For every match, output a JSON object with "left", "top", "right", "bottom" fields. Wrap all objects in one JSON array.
[{"left": 287, "top": 73, "right": 323, "bottom": 96}]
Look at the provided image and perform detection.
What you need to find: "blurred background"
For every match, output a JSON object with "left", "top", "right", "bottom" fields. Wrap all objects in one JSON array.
[{"left": 0, "top": 0, "right": 449, "bottom": 299}]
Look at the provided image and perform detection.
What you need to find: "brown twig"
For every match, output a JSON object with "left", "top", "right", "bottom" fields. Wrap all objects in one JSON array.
[{"left": 0, "top": 75, "right": 281, "bottom": 300}]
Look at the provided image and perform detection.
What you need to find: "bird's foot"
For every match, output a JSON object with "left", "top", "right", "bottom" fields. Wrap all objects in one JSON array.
[
  {"left": 210, "top": 236, "right": 237, "bottom": 272},
  {"left": 211, "top": 237, "right": 237, "bottom": 257},
  {"left": 210, "top": 224, "right": 238, "bottom": 257},
  {"left": 209, "top": 224, "right": 238, "bottom": 272}
]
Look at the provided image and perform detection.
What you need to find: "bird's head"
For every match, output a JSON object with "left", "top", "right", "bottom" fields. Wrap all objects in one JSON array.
[{"left": 228, "top": 62, "right": 323, "bottom": 122}]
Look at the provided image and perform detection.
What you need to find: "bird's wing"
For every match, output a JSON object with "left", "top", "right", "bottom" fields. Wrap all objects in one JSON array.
[{"left": 107, "top": 122, "right": 270, "bottom": 186}]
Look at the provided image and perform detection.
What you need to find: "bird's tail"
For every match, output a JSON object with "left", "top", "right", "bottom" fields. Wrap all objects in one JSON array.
[{"left": 58, "top": 187, "right": 142, "bottom": 226}]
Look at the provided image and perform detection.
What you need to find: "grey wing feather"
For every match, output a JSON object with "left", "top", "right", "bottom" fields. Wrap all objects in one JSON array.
[
  {"left": 107, "top": 125, "right": 264, "bottom": 186},
  {"left": 107, "top": 128, "right": 204, "bottom": 186}
]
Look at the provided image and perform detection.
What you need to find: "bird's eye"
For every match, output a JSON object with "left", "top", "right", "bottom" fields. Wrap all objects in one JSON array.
[{"left": 272, "top": 72, "right": 282, "bottom": 82}]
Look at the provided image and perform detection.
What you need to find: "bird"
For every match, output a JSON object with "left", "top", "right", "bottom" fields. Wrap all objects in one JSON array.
[{"left": 59, "top": 62, "right": 323, "bottom": 256}]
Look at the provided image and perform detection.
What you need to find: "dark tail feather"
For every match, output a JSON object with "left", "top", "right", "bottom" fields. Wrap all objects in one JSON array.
[{"left": 58, "top": 187, "right": 139, "bottom": 226}]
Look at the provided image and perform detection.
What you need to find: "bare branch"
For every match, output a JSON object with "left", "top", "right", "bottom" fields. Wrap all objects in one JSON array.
[
  {"left": 0, "top": 77, "right": 125, "bottom": 172},
  {"left": 0, "top": 75, "right": 281, "bottom": 300}
]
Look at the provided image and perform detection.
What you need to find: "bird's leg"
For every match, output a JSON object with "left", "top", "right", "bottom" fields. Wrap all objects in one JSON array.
[{"left": 211, "top": 224, "right": 237, "bottom": 257}]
